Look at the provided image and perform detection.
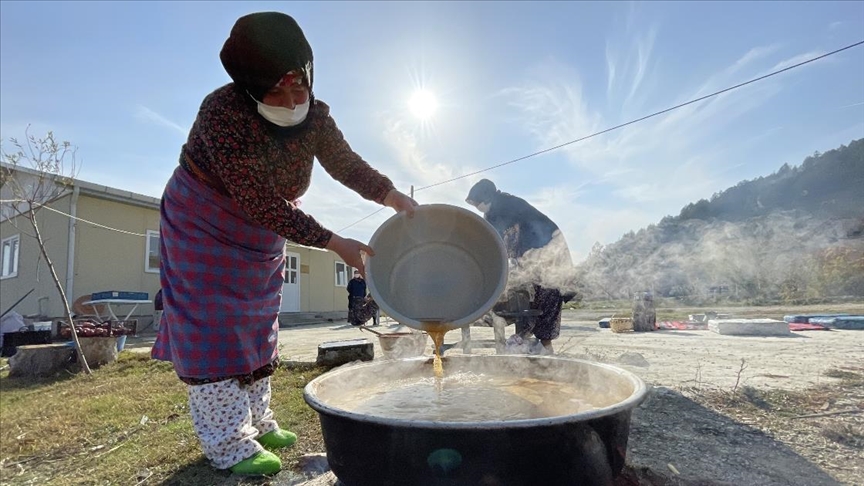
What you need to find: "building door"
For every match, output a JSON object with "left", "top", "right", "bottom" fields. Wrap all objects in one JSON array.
[{"left": 280, "top": 252, "right": 300, "bottom": 312}]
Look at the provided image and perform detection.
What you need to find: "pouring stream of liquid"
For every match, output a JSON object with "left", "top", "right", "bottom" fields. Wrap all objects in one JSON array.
[{"left": 422, "top": 321, "right": 449, "bottom": 379}]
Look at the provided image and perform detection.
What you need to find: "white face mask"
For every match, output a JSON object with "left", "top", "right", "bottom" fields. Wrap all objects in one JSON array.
[
  {"left": 477, "top": 201, "right": 491, "bottom": 213},
  {"left": 257, "top": 99, "right": 310, "bottom": 127}
]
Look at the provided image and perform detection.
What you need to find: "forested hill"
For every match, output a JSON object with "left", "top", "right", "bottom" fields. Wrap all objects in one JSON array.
[
  {"left": 576, "top": 138, "right": 864, "bottom": 303},
  {"left": 677, "top": 138, "right": 864, "bottom": 222}
]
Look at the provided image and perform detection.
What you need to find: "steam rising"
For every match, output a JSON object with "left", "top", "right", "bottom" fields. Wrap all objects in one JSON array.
[
  {"left": 575, "top": 212, "right": 864, "bottom": 301},
  {"left": 504, "top": 230, "right": 582, "bottom": 297}
]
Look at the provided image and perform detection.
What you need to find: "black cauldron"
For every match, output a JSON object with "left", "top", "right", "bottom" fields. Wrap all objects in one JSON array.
[{"left": 304, "top": 355, "right": 648, "bottom": 486}]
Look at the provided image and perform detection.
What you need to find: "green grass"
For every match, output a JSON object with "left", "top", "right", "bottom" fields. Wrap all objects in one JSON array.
[{"left": 0, "top": 353, "right": 327, "bottom": 485}]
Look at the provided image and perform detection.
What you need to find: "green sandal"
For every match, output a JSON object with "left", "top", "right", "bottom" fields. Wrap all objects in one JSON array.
[
  {"left": 256, "top": 429, "right": 298, "bottom": 450},
  {"left": 229, "top": 450, "right": 282, "bottom": 476}
]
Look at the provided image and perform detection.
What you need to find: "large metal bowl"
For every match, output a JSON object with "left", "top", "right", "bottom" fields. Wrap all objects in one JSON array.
[
  {"left": 366, "top": 204, "right": 508, "bottom": 332},
  {"left": 304, "top": 355, "right": 649, "bottom": 486}
]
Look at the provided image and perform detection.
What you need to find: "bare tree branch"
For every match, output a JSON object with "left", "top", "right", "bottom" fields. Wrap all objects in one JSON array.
[
  {"left": 732, "top": 358, "right": 748, "bottom": 394},
  {"left": 2, "top": 127, "right": 90, "bottom": 374}
]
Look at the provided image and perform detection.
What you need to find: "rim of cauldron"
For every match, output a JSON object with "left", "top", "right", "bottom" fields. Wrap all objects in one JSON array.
[{"left": 303, "top": 355, "right": 650, "bottom": 430}]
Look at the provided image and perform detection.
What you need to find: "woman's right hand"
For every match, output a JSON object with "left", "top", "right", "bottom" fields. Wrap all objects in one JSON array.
[{"left": 326, "top": 234, "right": 375, "bottom": 276}]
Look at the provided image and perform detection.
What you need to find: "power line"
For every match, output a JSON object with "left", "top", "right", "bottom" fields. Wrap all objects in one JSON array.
[
  {"left": 338, "top": 39, "right": 864, "bottom": 231},
  {"left": 1, "top": 199, "right": 148, "bottom": 237},
  {"left": 337, "top": 207, "right": 387, "bottom": 232},
  {"left": 417, "top": 40, "right": 863, "bottom": 191},
  {"left": 2, "top": 198, "right": 331, "bottom": 252}
]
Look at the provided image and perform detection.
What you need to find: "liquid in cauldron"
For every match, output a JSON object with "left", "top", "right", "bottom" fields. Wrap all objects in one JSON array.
[
  {"left": 324, "top": 372, "right": 612, "bottom": 422},
  {"left": 306, "top": 356, "right": 649, "bottom": 486}
]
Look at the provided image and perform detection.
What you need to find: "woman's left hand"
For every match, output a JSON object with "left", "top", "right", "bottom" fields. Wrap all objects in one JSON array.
[{"left": 383, "top": 189, "right": 418, "bottom": 217}]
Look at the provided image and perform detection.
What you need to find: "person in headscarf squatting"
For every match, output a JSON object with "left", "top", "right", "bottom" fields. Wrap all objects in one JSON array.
[
  {"left": 466, "top": 179, "right": 578, "bottom": 354},
  {"left": 152, "top": 12, "right": 418, "bottom": 476}
]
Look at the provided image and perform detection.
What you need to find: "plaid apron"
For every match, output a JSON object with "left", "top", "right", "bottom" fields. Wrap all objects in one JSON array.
[{"left": 152, "top": 166, "right": 285, "bottom": 379}]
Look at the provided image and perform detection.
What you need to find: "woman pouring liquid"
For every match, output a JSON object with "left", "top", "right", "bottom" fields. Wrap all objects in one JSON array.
[{"left": 152, "top": 11, "right": 417, "bottom": 476}]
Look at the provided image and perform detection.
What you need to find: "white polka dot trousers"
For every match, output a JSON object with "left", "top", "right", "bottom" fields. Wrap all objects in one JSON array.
[{"left": 187, "top": 377, "right": 280, "bottom": 469}]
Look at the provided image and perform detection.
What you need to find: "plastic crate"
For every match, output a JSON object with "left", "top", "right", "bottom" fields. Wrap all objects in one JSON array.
[
  {"left": 109, "top": 319, "right": 138, "bottom": 337},
  {"left": 58, "top": 319, "right": 138, "bottom": 339}
]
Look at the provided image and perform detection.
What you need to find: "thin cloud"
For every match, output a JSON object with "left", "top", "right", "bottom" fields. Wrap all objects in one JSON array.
[
  {"left": 605, "top": 21, "right": 661, "bottom": 113},
  {"left": 727, "top": 44, "right": 782, "bottom": 77},
  {"left": 683, "top": 44, "right": 781, "bottom": 103},
  {"left": 501, "top": 42, "right": 785, "bottom": 183},
  {"left": 494, "top": 33, "right": 817, "bottom": 257},
  {"left": 624, "top": 25, "right": 658, "bottom": 107},
  {"left": 770, "top": 51, "right": 828, "bottom": 72},
  {"left": 605, "top": 41, "right": 617, "bottom": 99},
  {"left": 614, "top": 44, "right": 798, "bottom": 154},
  {"left": 135, "top": 105, "right": 187, "bottom": 136},
  {"left": 838, "top": 101, "right": 864, "bottom": 109},
  {"left": 496, "top": 60, "right": 605, "bottom": 173}
]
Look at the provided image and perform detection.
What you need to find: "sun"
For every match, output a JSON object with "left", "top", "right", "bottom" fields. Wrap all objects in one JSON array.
[{"left": 408, "top": 89, "right": 439, "bottom": 120}]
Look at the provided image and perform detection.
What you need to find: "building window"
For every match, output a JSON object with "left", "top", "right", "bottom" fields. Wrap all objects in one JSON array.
[
  {"left": 145, "top": 230, "right": 160, "bottom": 273},
  {"left": 1, "top": 234, "right": 20, "bottom": 279},
  {"left": 285, "top": 254, "right": 299, "bottom": 284},
  {"left": 335, "top": 261, "right": 349, "bottom": 287}
]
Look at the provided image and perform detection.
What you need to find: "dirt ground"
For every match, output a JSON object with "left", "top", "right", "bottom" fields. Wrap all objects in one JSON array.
[
  {"left": 556, "top": 315, "right": 864, "bottom": 392},
  {"left": 554, "top": 306, "right": 864, "bottom": 485},
  {"left": 128, "top": 303, "right": 864, "bottom": 485},
  {"left": 322, "top": 305, "right": 864, "bottom": 392}
]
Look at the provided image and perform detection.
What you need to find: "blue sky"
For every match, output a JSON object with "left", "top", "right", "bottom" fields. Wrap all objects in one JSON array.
[{"left": 2, "top": 1, "right": 862, "bottom": 261}]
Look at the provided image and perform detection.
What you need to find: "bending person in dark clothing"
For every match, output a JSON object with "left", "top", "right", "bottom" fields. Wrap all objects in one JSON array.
[{"left": 466, "top": 179, "right": 578, "bottom": 353}]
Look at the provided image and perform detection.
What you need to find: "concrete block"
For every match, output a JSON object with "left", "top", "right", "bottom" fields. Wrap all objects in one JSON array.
[
  {"left": 8, "top": 343, "right": 75, "bottom": 377},
  {"left": 708, "top": 319, "right": 791, "bottom": 336},
  {"left": 78, "top": 336, "right": 119, "bottom": 367},
  {"left": 316, "top": 338, "right": 374, "bottom": 367}
]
